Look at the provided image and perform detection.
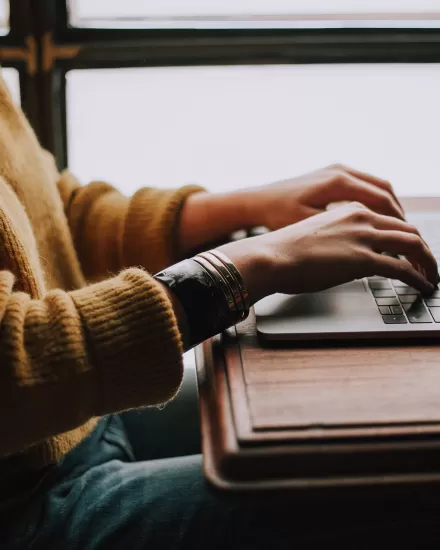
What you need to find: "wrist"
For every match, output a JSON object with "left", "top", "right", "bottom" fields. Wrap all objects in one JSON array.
[
  {"left": 155, "top": 258, "right": 244, "bottom": 349},
  {"left": 178, "top": 191, "right": 210, "bottom": 257},
  {"left": 220, "top": 188, "right": 262, "bottom": 229},
  {"left": 217, "top": 236, "right": 274, "bottom": 305},
  {"left": 178, "top": 190, "right": 259, "bottom": 257}
]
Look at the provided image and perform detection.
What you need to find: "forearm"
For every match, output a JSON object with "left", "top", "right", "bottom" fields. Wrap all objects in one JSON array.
[
  {"left": 58, "top": 172, "right": 205, "bottom": 279},
  {"left": 178, "top": 190, "right": 258, "bottom": 257},
  {"left": 0, "top": 268, "right": 183, "bottom": 456}
]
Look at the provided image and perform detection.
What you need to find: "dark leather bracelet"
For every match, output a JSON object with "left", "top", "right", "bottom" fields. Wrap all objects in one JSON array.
[{"left": 154, "top": 259, "right": 235, "bottom": 349}]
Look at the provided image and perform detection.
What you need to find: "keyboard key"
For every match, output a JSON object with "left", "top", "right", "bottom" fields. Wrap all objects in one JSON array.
[
  {"left": 402, "top": 303, "right": 413, "bottom": 312},
  {"left": 368, "top": 280, "right": 392, "bottom": 290},
  {"left": 425, "top": 298, "right": 440, "bottom": 307},
  {"left": 372, "top": 289, "right": 396, "bottom": 298},
  {"left": 405, "top": 299, "right": 432, "bottom": 323},
  {"left": 378, "top": 306, "right": 391, "bottom": 314},
  {"left": 391, "top": 280, "right": 410, "bottom": 287},
  {"left": 395, "top": 287, "right": 419, "bottom": 295},
  {"left": 382, "top": 315, "right": 407, "bottom": 324},
  {"left": 430, "top": 308, "right": 440, "bottom": 323},
  {"left": 399, "top": 295, "right": 419, "bottom": 304},
  {"left": 390, "top": 305, "right": 403, "bottom": 315},
  {"left": 368, "top": 276, "right": 386, "bottom": 281},
  {"left": 429, "top": 289, "right": 440, "bottom": 298},
  {"left": 376, "top": 297, "right": 399, "bottom": 306}
]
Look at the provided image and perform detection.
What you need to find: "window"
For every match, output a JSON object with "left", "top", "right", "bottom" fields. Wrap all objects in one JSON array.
[
  {"left": 0, "top": 0, "right": 8, "bottom": 35},
  {"left": 69, "top": 0, "right": 440, "bottom": 29},
  {"left": 0, "top": 2, "right": 26, "bottom": 110},
  {"left": 2, "top": 68, "right": 20, "bottom": 104},
  {"left": 67, "top": 64, "right": 440, "bottom": 197}
]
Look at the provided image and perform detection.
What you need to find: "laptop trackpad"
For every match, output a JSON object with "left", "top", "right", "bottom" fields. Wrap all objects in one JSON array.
[
  {"left": 319, "top": 280, "right": 367, "bottom": 294},
  {"left": 255, "top": 280, "right": 378, "bottom": 336}
]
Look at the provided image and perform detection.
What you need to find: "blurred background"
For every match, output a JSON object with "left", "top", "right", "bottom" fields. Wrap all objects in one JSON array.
[{"left": 3, "top": 0, "right": 440, "bottom": 367}]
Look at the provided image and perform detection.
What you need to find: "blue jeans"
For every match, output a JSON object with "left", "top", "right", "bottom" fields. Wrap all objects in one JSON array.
[{"left": 4, "top": 409, "right": 440, "bottom": 548}]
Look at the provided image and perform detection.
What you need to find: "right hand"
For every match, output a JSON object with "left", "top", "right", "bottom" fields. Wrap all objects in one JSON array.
[{"left": 219, "top": 202, "right": 438, "bottom": 305}]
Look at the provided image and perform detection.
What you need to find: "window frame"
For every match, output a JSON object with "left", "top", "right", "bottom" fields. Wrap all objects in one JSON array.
[
  {"left": 0, "top": 1, "right": 40, "bottom": 134},
  {"left": 29, "top": 1, "right": 440, "bottom": 169}
]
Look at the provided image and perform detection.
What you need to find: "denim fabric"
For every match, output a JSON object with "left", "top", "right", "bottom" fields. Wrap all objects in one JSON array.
[{"left": 4, "top": 414, "right": 440, "bottom": 550}]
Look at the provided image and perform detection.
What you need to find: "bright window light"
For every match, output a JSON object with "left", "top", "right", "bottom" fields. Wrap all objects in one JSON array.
[
  {"left": 67, "top": 64, "right": 440, "bottom": 198},
  {"left": 0, "top": 0, "right": 8, "bottom": 35},
  {"left": 2, "top": 68, "right": 20, "bottom": 104},
  {"left": 69, "top": 0, "right": 440, "bottom": 29}
]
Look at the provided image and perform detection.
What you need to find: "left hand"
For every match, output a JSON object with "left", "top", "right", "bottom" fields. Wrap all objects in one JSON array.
[
  {"left": 238, "top": 164, "right": 405, "bottom": 231},
  {"left": 178, "top": 164, "right": 405, "bottom": 256}
]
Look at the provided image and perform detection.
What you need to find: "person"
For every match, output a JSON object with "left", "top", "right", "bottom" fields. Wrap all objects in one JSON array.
[{"left": 0, "top": 72, "right": 438, "bottom": 550}]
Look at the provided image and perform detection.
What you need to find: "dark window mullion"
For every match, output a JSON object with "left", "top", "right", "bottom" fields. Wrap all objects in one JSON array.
[
  {"left": 53, "top": 31, "right": 440, "bottom": 71},
  {"left": 46, "top": 68, "right": 67, "bottom": 170},
  {"left": 51, "top": 0, "right": 440, "bottom": 65},
  {"left": 9, "top": 0, "right": 33, "bottom": 44},
  {"left": 4, "top": 1, "right": 38, "bottom": 135},
  {"left": 25, "top": 0, "right": 65, "bottom": 166}
]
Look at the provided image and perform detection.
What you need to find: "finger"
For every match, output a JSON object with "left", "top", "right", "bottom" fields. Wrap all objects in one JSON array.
[
  {"left": 366, "top": 212, "right": 432, "bottom": 251},
  {"left": 366, "top": 212, "right": 417, "bottom": 233},
  {"left": 363, "top": 212, "right": 435, "bottom": 277},
  {"left": 370, "top": 230, "right": 438, "bottom": 286},
  {"left": 327, "top": 174, "right": 405, "bottom": 220},
  {"left": 374, "top": 231, "right": 436, "bottom": 284},
  {"left": 371, "top": 253, "right": 434, "bottom": 294},
  {"left": 335, "top": 164, "right": 404, "bottom": 215}
]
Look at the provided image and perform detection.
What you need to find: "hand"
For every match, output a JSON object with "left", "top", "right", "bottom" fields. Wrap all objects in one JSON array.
[
  {"left": 178, "top": 164, "right": 405, "bottom": 256},
  {"left": 219, "top": 202, "right": 437, "bottom": 304},
  {"left": 237, "top": 164, "right": 405, "bottom": 230}
]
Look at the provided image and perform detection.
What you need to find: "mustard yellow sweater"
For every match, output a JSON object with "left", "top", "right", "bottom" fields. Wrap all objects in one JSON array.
[{"left": 0, "top": 75, "right": 203, "bottom": 503}]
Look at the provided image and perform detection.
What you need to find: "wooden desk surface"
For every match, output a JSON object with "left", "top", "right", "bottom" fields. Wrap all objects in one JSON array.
[{"left": 196, "top": 197, "right": 440, "bottom": 492}]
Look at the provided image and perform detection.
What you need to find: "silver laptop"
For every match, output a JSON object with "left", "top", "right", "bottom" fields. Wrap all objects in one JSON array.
[{"left": 255, "top": 211, "right": 440, "bottom": 341}]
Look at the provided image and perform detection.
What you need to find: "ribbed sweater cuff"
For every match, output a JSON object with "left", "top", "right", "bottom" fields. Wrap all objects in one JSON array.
[
  {"left": 123, "top": 184, "right": 205, "bottom": 273},
  {"left": 70, "top": 268, "right": 184, "bottom": 413}
]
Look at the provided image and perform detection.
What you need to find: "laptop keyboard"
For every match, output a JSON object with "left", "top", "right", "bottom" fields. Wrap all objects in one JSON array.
[
  {"left": 368, "top": 277, "right": 440, "bottom": 324},
  {"left": 369, "top": 213, "right": 440, "bottom": 325}
]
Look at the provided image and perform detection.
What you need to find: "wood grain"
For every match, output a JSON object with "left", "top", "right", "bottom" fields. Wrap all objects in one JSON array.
[{"left": 239, "top": 315, "right": 440, "bottom": 429}]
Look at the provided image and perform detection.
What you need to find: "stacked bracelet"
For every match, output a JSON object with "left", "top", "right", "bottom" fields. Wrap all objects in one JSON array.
[
  {"left": 208, "top": 249, "right": 251, "bottom": 314},
  {"left": 194, "top": 250, "right": 250, "bottom": 324},
  {"left": 154, "top": 250, "right": 250, "bottom": 349}
]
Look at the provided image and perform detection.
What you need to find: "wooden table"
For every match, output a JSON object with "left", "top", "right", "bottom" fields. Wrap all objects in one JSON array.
[{"left": 196, "top": 197, "right": 440, "bottom": 496}]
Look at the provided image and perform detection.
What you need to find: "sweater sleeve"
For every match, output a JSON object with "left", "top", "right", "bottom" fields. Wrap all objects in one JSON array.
[
  {"left": 56, "top": 170, "right": 205, "bottom": 280},
  {"left": 0, "top": 267, "right": 183, "bottom": 457}
]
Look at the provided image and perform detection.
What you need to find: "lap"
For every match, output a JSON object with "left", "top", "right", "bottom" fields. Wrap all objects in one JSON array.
[
  {"left": 120, "top": 365, "right": 201, "bottom": 461},
  {"left": 8, "top": 415, "right": 440, "bottom": 550}
]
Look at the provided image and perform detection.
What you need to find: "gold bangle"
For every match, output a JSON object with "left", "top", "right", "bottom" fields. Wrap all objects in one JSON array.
[
  {"left": 198, "top": 252, "right": 245, "bottom": 321},
  {"left": 192, "top": 256, "right": 237, "bottom": 318},
  {"left": 209, "top": 249, "right": 250, "bottom": 315}
]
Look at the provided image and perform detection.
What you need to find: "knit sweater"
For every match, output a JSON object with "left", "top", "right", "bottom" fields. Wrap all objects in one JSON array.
[{"left": 0, "top": 75, "right": 203, "bottom": 506}]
